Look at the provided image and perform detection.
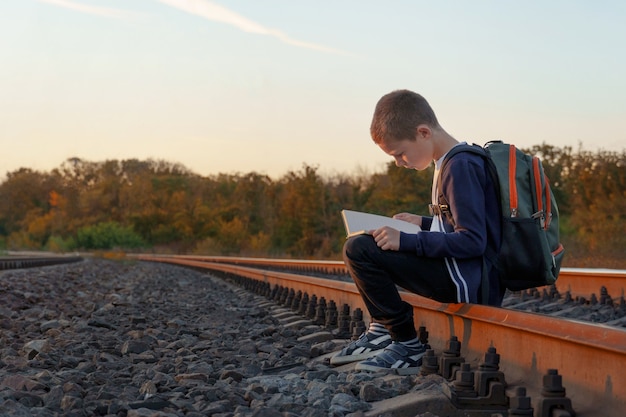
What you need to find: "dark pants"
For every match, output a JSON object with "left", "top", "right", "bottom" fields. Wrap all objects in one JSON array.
[{"left": 343, "top": 234, "right": 457, "bottom": 341}]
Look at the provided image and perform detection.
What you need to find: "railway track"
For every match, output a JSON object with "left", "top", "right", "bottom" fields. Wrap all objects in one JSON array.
[
  {"left": 0, "top": 254, "right": 83, "bottom": 270},
  {"left": 132, "top": 254, "right": 626, "bottom": 417}
]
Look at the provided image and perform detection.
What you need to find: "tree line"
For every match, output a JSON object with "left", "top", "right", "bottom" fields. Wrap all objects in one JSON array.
[{"left": 1, "top": 144, "right": 624, "bottom": 268}]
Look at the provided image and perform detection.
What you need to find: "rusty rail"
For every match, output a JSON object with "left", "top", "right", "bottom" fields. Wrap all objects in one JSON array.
[{"left": 168, "top": 255, "right": 626, "bottom": 301}]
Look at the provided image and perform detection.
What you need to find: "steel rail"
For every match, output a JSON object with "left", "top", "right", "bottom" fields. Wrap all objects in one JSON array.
[
  {"left": 166, "top": 255, "right": 626, "bottom": 301},
  {"left": 135, "top": 254, "right": 626, "bottom": 415},
  {"left": 0, "top": 255, "right": 83, "bottom": 270},
  {"left": 554, "top": 267, "right": 625, "bottom": 299}
]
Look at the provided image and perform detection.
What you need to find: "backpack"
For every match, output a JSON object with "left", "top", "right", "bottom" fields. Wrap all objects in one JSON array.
[{"left": 436, "top": 141, "right": 565, "bottom": 292}]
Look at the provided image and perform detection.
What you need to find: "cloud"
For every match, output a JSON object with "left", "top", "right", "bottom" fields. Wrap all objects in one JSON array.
[
  {"left": 157, "top": 0, "right": 349, "bottom": 55},
  {"left": 37, "top": 0, "right": 138, "bottom": 19}
]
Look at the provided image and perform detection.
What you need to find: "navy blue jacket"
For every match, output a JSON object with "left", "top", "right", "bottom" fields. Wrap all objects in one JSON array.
[{"left": 398, "top": 148, "right": 503, "bottom": 306}]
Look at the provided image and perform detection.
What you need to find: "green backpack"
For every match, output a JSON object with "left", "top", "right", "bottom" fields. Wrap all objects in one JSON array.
[{"left": 437, "top": 141, "right": 565, "bottom": 292}]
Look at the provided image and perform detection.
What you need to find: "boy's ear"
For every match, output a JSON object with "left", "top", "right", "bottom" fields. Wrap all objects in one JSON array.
[{"left": 416, "top": 124, "right": 432, "bottom": 139}]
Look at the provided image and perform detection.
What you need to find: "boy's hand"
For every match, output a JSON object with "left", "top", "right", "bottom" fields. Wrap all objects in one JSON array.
[
  {"left": 393, "top": 212, "right": 422, "bottom": 227},
  {"left": 372, "top": 226, "right": 400, "bottom": 251}
]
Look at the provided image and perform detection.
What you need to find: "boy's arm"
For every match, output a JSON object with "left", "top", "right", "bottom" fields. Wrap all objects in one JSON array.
[
  {"left": 399, "top": 155, "right": 490, "bottom": 258},
  {"left": 420, "top": 216, "right": 433, "bottom": 231}
]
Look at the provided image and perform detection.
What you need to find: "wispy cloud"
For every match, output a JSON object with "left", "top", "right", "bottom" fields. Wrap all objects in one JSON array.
[
  {"left": 157, "top": 0, "right": 350, "bottom": 55},
  {"left": 38, "top": 0, "right": 138, "bottom": 20}
]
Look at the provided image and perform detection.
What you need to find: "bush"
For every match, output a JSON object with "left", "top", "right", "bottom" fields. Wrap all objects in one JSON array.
[
  {"left": 76, "top": 222, "right": 145, "bottom": 250},
  {"left": 46, "top": 235, "right": 76, "bottom": 253}
]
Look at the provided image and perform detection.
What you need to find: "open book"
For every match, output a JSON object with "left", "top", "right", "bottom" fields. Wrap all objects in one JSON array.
[{"left": 341, "top": 209, "right": 421, "bottom": 238}]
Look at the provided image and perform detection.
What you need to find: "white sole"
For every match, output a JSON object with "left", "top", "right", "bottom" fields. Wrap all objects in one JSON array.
[
  {"left": 355, "top": 362, "right": 422, "bottom": 375},
  {"left": 329, "top": 349, "right": 383, "bottom": 365}
]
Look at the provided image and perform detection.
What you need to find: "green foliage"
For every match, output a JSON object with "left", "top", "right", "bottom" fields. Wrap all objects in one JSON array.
[
  {"left": 0, "top": 147, "right": 624, "bottom": 268},
  {"left": 46, "top": 235, "right": 76, "bottom": 253},
  {"left": 76, "top": 222, "right": 145, "bottom": 250}
]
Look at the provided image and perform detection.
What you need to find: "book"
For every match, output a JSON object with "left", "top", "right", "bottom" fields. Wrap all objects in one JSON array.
[{"left": 341, "top": 209, "right": 421, "bottom": 238}]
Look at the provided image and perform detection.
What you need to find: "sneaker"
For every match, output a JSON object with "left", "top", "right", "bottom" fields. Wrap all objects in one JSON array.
[
  {"left": 354, "top": 342, "right": 426, "bottom": 375},
  {"left": 329, "top": 332, "right": 392, "bottom": 365}
]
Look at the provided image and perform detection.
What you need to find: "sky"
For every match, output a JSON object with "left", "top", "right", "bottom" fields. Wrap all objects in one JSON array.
[{"left": 2, "top": 0, "right": 625, "bottom": 181}]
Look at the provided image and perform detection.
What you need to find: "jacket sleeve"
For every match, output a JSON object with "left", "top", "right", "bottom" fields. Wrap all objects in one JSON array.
[
  {"left": 399, "top": 155, "right": 489, "bottom": 259},
  {"left": 421, "top": 216, "right": 433, "bottom": 230}
]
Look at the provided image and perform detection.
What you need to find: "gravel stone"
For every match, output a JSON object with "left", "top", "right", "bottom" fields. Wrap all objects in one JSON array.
[{"left": 0, "top": 258, "right": 439, "bottom": 416}]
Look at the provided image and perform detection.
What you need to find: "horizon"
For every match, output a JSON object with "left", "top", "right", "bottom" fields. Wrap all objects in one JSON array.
[{"left": 2, "top": 140, "right": 621, "bottom": 183}]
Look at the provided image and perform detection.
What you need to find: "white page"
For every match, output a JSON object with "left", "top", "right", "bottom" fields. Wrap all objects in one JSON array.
[{"left": 341, "top": 210, "right": 421, "bottom": 238}]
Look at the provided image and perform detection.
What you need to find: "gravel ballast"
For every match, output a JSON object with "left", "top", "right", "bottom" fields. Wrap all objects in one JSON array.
[{"left": 0, "top": 259, "right": 448, "bottom": 417}]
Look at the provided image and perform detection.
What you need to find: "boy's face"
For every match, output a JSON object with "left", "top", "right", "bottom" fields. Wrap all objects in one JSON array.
[{"left": 378, "top": 132, "right": 433, "bottom": 171}]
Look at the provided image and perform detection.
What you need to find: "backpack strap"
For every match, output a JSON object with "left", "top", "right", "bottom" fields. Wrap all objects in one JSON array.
[
  {"left": 434, "top": 142, "right": 501, "bottom": 305},
  {"left": 434, "top": 143, "right": 493, "bottom": 227}
]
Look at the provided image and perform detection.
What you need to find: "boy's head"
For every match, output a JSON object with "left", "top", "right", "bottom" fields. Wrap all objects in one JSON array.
[
  {"left": 370, "top": 90, "right": 442, "bottom": 170},
  {"left": 370, "top": 89, "right": 439, "bottom": 145}
]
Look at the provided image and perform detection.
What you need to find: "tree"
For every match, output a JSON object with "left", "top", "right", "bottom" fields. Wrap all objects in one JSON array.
[
  {"left": 272, "top": 165, "right": 333, "bottom": 257},
  {"left": 0, "top": 146, "right": 624, "bottom": 267}
]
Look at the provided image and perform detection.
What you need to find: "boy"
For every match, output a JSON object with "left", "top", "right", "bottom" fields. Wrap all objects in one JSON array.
[{"left": 331, "top": 90, "right": 503, "bottom": 374}]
